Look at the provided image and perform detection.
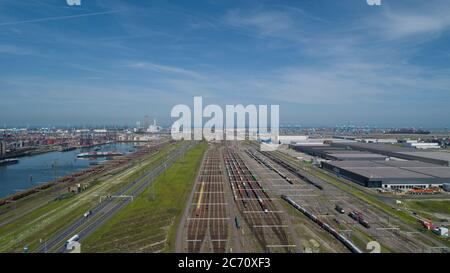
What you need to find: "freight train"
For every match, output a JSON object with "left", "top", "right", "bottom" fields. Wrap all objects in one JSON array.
[
  {"left": 254, "top": 150, "right": 323, "bottom": 190},
  {"left": 263, "top": 152, "right": 323, "bottom": 190},
  {"left": 227, "top": 150, "right": 272, "bottom": 213},
  {"left": 246, "top": 150, "right": 293, "bottom": 185},
  {"left": 281, "top": 195, "right": 362, "bottom": 253},
  {"left": 348, "top": 211, "right": 371, "bottom": 229}
]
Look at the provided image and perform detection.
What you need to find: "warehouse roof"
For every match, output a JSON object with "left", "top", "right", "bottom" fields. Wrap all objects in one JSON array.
[
  {"left": 344, "top": 167, "right": 432, "bottom": 179},
  {"left": 324, "top": 160, "right": 438, "bottom": 168},
  {"left": 330, "top": 142, "right": 450, "bottom": 166},
  {"left": 325, "top": 150, "right": 370, "bottom": 154},
  {"left": 328, "top": 153, "right": 386, "bottom": 158},
  {"left": 380, "top": 160, "right": 439, "bottom": 168},
  {"left": 398, "top": 152, "right": 450, "bottom": 162},
  {"left": 324, "top": 161, "right": 381, "bottom": 168},
  {"left": 402, "top": 167, "right": 450, "bottom": 178},
  {"left": 327, "top": 153, "right": 387, "bottom": 160},
  {"left": 331, "top": 141, "right": 414, "bottom": 153}
]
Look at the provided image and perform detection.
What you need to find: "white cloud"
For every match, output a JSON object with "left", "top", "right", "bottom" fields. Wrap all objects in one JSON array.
[
  {"left": 224, "top": 8, "right": 307, "bottom": 42},
  {"left": 366, "top": 2, "right": 450, "bottom": 40},
  {"left": 127, "top": 62, "right": 204, "bottom": 79},
  {"left": 226, "top": 10, "right": 294, "bottom": 35}
]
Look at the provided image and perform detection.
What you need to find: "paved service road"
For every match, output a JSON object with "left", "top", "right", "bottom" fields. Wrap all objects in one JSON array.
[{"left": 35, "top": 142, "right": 194, "bottom": 253}]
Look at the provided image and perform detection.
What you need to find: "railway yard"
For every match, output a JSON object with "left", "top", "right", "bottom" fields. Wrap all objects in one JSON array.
[
  {"left": 178, "top": 141, "right": 450, "bottom": 253},
  {"left": 0, "top": 140, "right": 449, "bottom": 253},
  {"left": 244, "top": 146, "right": 445, "bottom": 253},
  {"left": 182, "top": 148, "right": 229, "bottom": 253}
]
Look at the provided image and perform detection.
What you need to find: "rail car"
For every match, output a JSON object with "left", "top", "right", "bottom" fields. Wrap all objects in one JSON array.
[
  {"left": 262, "top": 152, "right": 324, "bottom": 190},
  {"left": 349, "top": 211, "right": 359, "bottom": 221},
  {"left": 359, "top": 219, "right": 370, "bottom": 229},
  {"left": 235, "top": 216, "right": 241, "bottom": 229},
  {"left": 335, "top": 205, "right": 345, "bottom": 214},
  {"left": 241, "top": 182, "right": 251, "bottom": 198},
  {"left": 285, "top": 177, "right": 293, "bottom": 185},
  {"left": 348, "top": 211, "right": 370, "bottom": 228},
  {"left": 281, "top": 195, "right": 362, "bottom": 253},
  {"left": 247, "top": 150, "right": 295, "bottom": 186},
  {"left": 256, "top": 196, "right": 269, "bottom": 213},
  {"left": 236, "top": 183, "right": 247, "bottom": 207},
  {"left": 245, "top": 170, "right": 272, "bottom": 201}
]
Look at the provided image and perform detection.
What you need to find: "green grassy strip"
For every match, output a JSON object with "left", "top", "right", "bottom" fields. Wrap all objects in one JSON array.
[
  {"left": 0, "top": 143, "right": 179, "bottom": 252},
  {"left": 405, "top": 200, "right": 450, "bottom": 216},
  {"left": 82, "top": 142, "right": 207, "bottom": 253}
]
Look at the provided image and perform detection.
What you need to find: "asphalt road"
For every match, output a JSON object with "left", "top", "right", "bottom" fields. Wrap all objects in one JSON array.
[{"left": 34, "top": 142, "right": 194, "bottom": 253}]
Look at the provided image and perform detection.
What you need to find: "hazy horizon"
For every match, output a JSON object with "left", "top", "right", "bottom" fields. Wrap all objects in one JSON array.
[{"left": 1, "top": 0, "right": 450, "bottom": 127}]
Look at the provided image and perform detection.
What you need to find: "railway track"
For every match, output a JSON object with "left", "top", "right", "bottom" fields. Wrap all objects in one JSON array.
[
  {"left": 224, "top": 149, "right": 293, "bottom": 253},
  {"left": 35, "top": 142, "right": 194, "bottom": 253},
  {"left": 186, "top": 148, "right": 228, "bottom": 253},
  {"left": 248, "top": 146, "right": 444, "bottom": 253}
]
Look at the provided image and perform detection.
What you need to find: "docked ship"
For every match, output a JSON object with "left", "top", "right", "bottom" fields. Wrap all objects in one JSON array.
[
  {"left": 61, "top": 147, "right": 77, "bottom": 152},
  {"left": 77, "top": 151, "right": 123, "bottom": 158},
  {"left": 0, "top": 158, "right": 19, "bottom": 166}
]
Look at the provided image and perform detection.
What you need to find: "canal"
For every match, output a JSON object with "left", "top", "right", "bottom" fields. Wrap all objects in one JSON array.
[{"left": 0, "top": 142, "right": 138, "bottom": 198}]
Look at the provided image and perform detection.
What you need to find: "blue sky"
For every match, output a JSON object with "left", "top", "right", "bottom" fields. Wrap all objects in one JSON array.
[{"left": 0, "top": 0, "right": 449, "bottom": 127}]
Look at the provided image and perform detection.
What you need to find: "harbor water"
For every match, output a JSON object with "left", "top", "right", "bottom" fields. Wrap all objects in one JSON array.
[{"left": 0, "top": 143, "right": 138, "bottom": 198}]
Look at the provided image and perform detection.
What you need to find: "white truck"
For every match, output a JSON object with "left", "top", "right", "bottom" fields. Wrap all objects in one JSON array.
[{"left": 65, "top": 234, "right": 80, "bottom": 251}]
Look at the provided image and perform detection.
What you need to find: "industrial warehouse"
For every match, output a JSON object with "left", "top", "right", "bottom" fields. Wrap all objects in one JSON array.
[
  {"left": 321, "top": 160, "right": 450, "bottom": 189},
  {"left": 330, "top": 142, "right": 450, "bottom": 166},
  {"left": 291, "top": 141, "right": 450, "bottom": 190}
]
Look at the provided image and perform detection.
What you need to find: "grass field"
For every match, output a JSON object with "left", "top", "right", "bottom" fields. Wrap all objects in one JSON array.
[
  {"left": 82, "top": 142, "right": 207, "bottom": 253},
  {"left": 0, "top": 142, "right": 180, "bottom": 252},
  {"left": 406, "top": 200, "right": 450, "bottom": 216}
]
